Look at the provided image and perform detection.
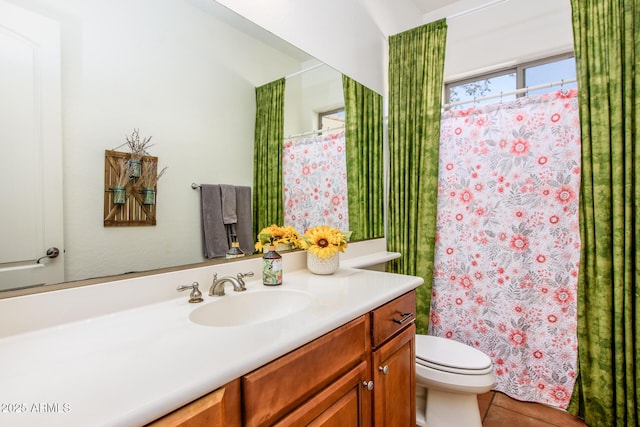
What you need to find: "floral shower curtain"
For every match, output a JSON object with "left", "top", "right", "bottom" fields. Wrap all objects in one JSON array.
[
  {"left": 282, "top": 131, "right": 349, "bottom": 233},
  {"left": 429, "top": 89, "right": 581, "bottom": 408}
]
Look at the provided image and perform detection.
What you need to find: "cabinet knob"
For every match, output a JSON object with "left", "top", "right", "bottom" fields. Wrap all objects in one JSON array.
[
  {"left": 378, "top": 365, "right": 389, "bottom": 375},
  {"left": 362, "top": 380, "right": 374, "bottom": 391}
]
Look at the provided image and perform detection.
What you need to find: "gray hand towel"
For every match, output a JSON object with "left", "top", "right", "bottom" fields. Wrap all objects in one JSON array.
[
  {"left": 234, "top": 186, "right": 253, "bottom": 254},
  {"left": 220, "top": 184, "right": 237, "bottom": 224},
  {"left": 200, "top": 184, "right": 229, "bottom": 258}
]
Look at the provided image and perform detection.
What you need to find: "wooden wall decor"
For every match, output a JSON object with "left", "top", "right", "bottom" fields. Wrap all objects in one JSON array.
[{"left": 104, "top": 150, "right": 157, "bottom": 226}]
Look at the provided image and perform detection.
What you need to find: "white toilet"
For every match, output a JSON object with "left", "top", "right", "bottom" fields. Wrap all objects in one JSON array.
[{"left": 415, "top": 335, "right": 496, "bottom": 427}]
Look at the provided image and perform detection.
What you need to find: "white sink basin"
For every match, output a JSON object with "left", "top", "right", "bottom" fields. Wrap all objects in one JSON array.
[{"left": 189, "top": 288, "right": 314, "bottom": 327}]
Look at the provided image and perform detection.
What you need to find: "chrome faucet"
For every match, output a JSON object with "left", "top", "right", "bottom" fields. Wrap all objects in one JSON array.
[{"left": 209, "top": 272, "right": 254, "bottom": 296}]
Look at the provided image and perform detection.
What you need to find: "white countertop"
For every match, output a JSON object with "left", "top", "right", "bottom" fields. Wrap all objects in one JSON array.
[{"left": 0, "top": 267, "right": 422, "bottom": 427}]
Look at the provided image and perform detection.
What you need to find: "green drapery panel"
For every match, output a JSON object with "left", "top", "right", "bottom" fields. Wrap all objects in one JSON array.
[
  {"left": 387, "top": 20, "right": 447, "bottom": 334},
  {"left": 342, "top": 74, "right": 385, "bottom": 241},
  {"left": 253, "top": 78, "right": 285, "bottom": 240},
  {"left": 568, "top": 1, "right": 639, "bottom": 425}
]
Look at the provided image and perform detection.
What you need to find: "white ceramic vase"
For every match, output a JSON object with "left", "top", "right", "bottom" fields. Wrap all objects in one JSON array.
[{"left": 306, "top": 252, "right": 339, "bottom": 275}]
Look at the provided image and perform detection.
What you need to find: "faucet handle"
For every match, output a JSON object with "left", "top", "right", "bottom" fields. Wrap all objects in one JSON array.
[
  {"left": 236, "top": 271, "right": 254, "bottom": 290},
  {"left": 177, "top": 282, "right": 204, "bottom": 303}
]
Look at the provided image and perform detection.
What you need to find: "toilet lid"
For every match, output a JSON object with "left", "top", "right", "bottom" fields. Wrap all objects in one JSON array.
[{"left": 416, "top": 335, "right": 493, "bottom": 374}]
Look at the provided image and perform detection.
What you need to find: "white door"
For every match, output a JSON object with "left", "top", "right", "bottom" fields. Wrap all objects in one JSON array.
[{"left": 0, "top": 0, "right": 63, "bottom": 291}]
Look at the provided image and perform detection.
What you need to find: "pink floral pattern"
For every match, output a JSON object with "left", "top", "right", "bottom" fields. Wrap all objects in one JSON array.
[
  {"left": 283, "top": 131, "right": 349, "bottom": 234},
  {"left": 429, "top": 90, "right": 581, "bottom": 408}
]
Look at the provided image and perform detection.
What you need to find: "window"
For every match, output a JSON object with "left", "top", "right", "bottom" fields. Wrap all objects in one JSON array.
[
  {"left": 523, "top": 56, "right": 577, "bottom": 96},
  {"left": 317, "top": 108, "right": 345, "bottom": 132},
  {"left": 445, "top": 53, "right": 577, "bottom": 109},
  {"left": 448, "top": 70, "right": 517, "bottom": 107}
]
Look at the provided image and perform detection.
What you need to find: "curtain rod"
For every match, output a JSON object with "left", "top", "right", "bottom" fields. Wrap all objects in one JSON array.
[
  {"left": 446, "top": 0, "right": 509, "bottom": 20},
  {"left": 442, "top": 78, "right": 577, "bottom": 109},
  {"left": 285, "top": 63, "right": 325, "bottom": 80},
  {"left": 284, "top": 125, "right": 345, "bottom": 140}
]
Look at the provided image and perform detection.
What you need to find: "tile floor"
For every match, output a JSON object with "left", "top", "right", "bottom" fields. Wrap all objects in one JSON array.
[{"left": 478, "top": 391, "right": 589, "bottom": 427}]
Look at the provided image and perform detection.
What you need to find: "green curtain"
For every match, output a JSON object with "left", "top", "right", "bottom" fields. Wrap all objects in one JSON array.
[
  {"left": 387, "top": 20, "right": 447, "bottom": 334},
  {"left": 342, "top": 75, "right": 385, "bottom": 241},
  {"left": 568, "top": 1, "right": 639, "bottom": 425},
  {"left": 253, "top": 78, "right": 285, "bottom": 239}
]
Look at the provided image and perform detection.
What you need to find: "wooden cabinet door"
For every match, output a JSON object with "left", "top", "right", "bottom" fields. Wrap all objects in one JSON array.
[
  {"left": 371, "top": 323, "right": 416, "bottom": 426},
  {"left": 148, "top": 379, "right": 241, "bottom": 427},
  {"left": 243, "top": 316, "right": 366, "bottom": 427},
  {"left": 274, "top": 360, "right": 371, "bottom": 427}
]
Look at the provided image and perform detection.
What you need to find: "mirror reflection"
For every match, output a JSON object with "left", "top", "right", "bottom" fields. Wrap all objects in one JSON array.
[{"left": 0, "top": 0, "right": 380, "bottom": 294}]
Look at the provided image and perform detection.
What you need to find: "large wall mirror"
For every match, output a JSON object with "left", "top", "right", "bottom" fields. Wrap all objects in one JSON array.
[{"left": 0, "top": 0, "right": 383, "bottom": 295}]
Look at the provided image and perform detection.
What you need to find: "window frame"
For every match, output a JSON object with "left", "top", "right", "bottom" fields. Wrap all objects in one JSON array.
[
  {"left": 317, "top": 107, "right": 345, "bottom": 132},
  {"left": 444, "top": 52, "right": 575, "bottom": 107}
]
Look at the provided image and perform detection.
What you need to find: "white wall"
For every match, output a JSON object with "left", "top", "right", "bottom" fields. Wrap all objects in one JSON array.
[
  {"left": 216, "top": 0, "right": 574, "bottom": 95},
  {"left": 6, "top": 0, "right": 305, "bottom": 282},
  {"left": 428, "top": 0, "right": 574, "bottom": 81},
  {"left": 215, "top": 0, "right": 392, "bottom": 95}
]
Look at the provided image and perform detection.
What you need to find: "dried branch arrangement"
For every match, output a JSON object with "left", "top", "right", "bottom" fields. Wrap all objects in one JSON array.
[
  {"left": 140, "top": 159, "right": 168, "bottom": 189},
  {"left": 115, "top": 158, "right": 135, "bottom": 187},
  {"left": 125, "top": 128, "right": 153, "bottom": 160}
]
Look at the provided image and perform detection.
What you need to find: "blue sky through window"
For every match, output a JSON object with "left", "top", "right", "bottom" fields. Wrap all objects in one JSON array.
[
  {"left": 525, "top": 57, "right": 577, "bottom": 96},
  {"left": 446, "top": 55, "right": 576, "bottom": 109}
]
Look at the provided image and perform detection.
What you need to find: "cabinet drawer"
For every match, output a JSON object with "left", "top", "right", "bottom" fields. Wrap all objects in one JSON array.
[
  {"left": 243, "top": 315, "right": 367, "bottom": 427},
  {"left": 370, "top": 291, "right": 416, "bottom": 348}
]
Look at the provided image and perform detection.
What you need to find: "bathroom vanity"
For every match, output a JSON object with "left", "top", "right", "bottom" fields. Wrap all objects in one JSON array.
[
  {"left": 151, "top": 291, "right": 416, "bottom": 426},
  {"left": 0, "top": 248, "right": 421, "bottom": 427}
]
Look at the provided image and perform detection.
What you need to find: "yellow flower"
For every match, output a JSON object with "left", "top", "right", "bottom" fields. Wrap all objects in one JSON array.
[
  {"left": 255, "top": 225, "right": 302, "bottom": 252},
  {"left": 300, "top": 225, "right": 348, "bottom": 259}
]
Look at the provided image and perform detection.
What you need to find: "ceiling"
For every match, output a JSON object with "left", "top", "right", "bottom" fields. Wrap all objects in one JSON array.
[{"left": 410, "top": 0, "right": 460, "bottom": 14}]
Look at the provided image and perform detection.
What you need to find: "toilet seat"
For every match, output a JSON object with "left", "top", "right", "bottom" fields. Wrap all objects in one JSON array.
[{"left": 416, "top": 335, "right": 493, "bottom": 375}]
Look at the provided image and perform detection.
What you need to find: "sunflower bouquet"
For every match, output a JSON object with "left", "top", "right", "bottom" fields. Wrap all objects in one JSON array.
[
  {"left": 299, "top": 225, "right": 349, "bottom": 259},
  {"left": 255, "top": 225, "right": 302, "bottom": 252}
]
